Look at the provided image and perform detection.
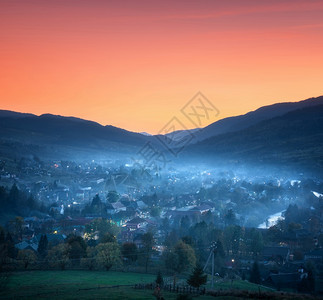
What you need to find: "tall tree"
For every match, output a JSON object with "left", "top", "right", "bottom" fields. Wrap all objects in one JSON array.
[
  {"left": 141, "top": 232, "right": 154, "bottom": 273},
  {"left": 155, "top": 270, "right": 164, "bottom": 286},
  {"left": 37, "top": 234, "right": 48, "bottom": 258},
  {"left": 121, "top": 242, "right": 138, "bottom": 265},
  {"left": 187, "top": 264, "right": 207, "bottom": 289},
  {"left": 250, "top": 230, "right": 264, "bottom": 257},
  {"left": 249, "top": 261, "right": 261, "bottom": 284},
  {"left": 66, "top": 235, "right": 87, "bottom": 264}
]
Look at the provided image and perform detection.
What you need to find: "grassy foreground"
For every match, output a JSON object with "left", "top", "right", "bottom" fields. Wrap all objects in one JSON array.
[{"left": 0, "top": 270, "right": 229, "bottom": 300}]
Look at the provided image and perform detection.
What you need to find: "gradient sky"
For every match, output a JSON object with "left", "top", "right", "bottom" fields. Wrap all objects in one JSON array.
[{"left": 1, "top": 0, "right": 323, "bottom": 133}]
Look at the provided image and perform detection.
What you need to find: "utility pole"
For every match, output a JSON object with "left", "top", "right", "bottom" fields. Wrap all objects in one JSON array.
[{"left": 203, "top": 241, "right": 217, "bottom": 289}]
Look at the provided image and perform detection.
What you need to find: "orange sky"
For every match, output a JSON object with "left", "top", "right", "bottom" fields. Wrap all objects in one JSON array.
[{"left": 1, "top": 0, "right": 323, "bottom": 133}]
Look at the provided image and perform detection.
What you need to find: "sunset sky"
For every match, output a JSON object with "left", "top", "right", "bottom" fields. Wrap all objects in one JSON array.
[{"left": 1, "top": 0, "right": 323, "bottom": 133}]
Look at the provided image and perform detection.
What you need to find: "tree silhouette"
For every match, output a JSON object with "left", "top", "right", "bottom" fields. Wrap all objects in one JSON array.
[
  {"left": 155, "top": 270, "right": 164, "bottom": 286},
  {"left": 37, "top": 234, "right": 48, "bottom": 258},
  {"left": 249, "top": 261, "right": 261, "bottom": 284},
  {"left": 187, "top": 264, "right": 207, "bottom": 289}
]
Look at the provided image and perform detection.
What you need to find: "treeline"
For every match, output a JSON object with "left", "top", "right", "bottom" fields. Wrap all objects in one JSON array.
[
  {"left": 0, "top": 184, "right": 47, "bottom": 217},
  {"left": 0, "top": 218, "right": 155, "bottom": 273}
]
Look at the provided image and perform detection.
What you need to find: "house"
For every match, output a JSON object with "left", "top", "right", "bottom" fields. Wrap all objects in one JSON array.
[
  {"left": 35, "top": 233, "right": 66, "bottom": 246},
  {"left": 126, "top": 217, "right": 147, "bottom": 231},
  {"left": 136, "top": 200, "right": 148, "bottom": 210},
  {"left": 107, "top": 201, "right": 127, "bottom": 215},
  {"left": 15, "top": 241, "right": 38, "bottom": 252},
  {"left": 167, "top": 206, "right": 201, "bottom": 219},
  {"left": 304, "top": 248, "right": 323, "bottom": 263},
  {"left": 191, "top": 204, "right": 213, "bottom": 214},
  {"left": 266, "top": 272, "right": 303, "bottom": 290},
  {"left": 262, "top": 246, "right": 290, "bottom": 264}
]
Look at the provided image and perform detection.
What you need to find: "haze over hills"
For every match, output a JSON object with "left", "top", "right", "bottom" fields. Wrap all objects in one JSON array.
[
  {"left": 0, "top": 111, "right": 161, "bottom": 161},
  {"left": 0, "top": 95, "right": 323, "bottom": 169},
  {"left": 180, "top": 104, "right": 323, "bottom": 170},
  {"left": 166, "top": 95, "right": 323, "bottom": 142}
]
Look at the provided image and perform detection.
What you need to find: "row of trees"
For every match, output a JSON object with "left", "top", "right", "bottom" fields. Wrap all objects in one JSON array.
[{"left": 0, "top": 184, "right": 47, "bottom": 217}]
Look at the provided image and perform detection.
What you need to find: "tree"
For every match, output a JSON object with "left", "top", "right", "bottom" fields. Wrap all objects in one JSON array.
[
  {"left": 121, "top": 242, "right": 138, "bottom": 265},
  {"left": 155, "top": 270, "right": 164, "bottom": 286},
  {"left": 215, "top": 240, "right": 225, "bottom": 258},
  {"left": 100, "top": 233, "right": 116, "bottom": 244},
  {"left": 106, "top": 191, "right": 119, "bottom": 203},
  {"left": 47, "top": 243, "right": 71, "bottom": 270},
  {"left": 179, "top": 216, "right": 191, "bottom": 237},
  {"left": 164, "top": 230, "right": 179, "bottom": 248},
  {"left": 9, "top": 184, "right": 20, "bottom": 210},
  {"left": 17, "top": 249, "right": 37, "bottom": 269},
  {"left": 164, "top": 241, "right": 196, "bottom": 274},
  {"left": 298, "top": 261, "right": 316, "bottom": 293},
  {"left": 95, "top": 242, "right": 121, "bottom": 271},
  {"left": 150, "top": 207, "right": 161, "bottom": 217},
  {"left": 202, "top": 210, "right": 213, "bottom": 224},
  {"left": 90, "top": 194, "right": 105, "bottom": 215},
  {"left": 213, "top": 239, "right": 225, "bottom": 276},
  {"left": 85, "top": 218, "right": 119, "bottom": 240},
  {"left": 225, "top": 209, "right": 236, "bottom": 226},
  {"left": 249, "top": 261, "right": 261, "bottom": 284},
  {"left": 0, "top": 227, "right": 5, "bottom": 245},
  {"left": 81, "top": 247, "right": 97, "bottom": 270},
  {"left": 14, "top": 217, "right": 24, "bottom": 241},
  {"left": 252, "top": 231, "right": 264, "bottom": 257},
  {"left": 187, "top": 264, "right": 207, "bottom": 289},
  {"left": 66, "top": 235, "right": 87, "bottom": 264},
  {"left": 27, "top": 194, "right": 37, "bottom": 211},
  {"left": 161, "top": 218, "right": 170, "bottom": 232},
  {"left": 5, "top": 233, "right": 16, "bottom": 259},
  {"left": 37, "top": 234, "right": 48, "bottom": 258},
  {"left": 141, "top": 232, "right": 154, "bottom": 273}
]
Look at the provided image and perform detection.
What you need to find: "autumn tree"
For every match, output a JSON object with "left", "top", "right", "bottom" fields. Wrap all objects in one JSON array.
[
  {"left": 47, "top": 243, "right": 71, "bottom": 270},
  {"left": 95, "top": 242, "right": 121, "bottom": 271},
  {"left": 164, "top": 240, "right": 196, "bottom": 274},
  {"left": 17, "top": 249, "right": 37, "bottom": 269},
  {"left": 81, "top": 246, "right": 97, "bottom": 270}
]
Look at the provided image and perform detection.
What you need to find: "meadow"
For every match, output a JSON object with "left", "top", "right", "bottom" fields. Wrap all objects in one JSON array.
[{"left": 0, "top": 270, "right": 314, "bottom": 300}]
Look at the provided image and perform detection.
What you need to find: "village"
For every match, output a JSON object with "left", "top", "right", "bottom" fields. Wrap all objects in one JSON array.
[{"left": 0, "top": 157, "right": 322, "bottom": 293}]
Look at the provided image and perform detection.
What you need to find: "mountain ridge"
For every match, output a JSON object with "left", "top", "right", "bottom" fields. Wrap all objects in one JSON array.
[{"left": 166, "top": 95, "right": 323, "bottom": 143}]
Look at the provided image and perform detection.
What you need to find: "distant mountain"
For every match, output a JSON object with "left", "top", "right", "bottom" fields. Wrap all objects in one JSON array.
[
  {"left": 0, "top": 111, "right": 161, "bottom": 161},
  {"left": 1, "top": 95, "right": 323, "bottom": 167},
  {"left": 167, "top": 96, "right": 323, "bottom": 143},
  {"left": 181, "top": 104, "right": 323, "bottom": 169},
  {"left": 139, "top": 132, "right": 152, "bottom": 136},
  {"left": 165, "top": 128, "right": 200, "bottom": 141},
  {"left": 0, "top": 110, "right": 35, "bottom": 119}
]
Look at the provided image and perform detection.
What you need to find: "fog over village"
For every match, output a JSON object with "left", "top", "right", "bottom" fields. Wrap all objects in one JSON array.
[{"left": 1, "top": 0, "right": 323, "bottom": 299}]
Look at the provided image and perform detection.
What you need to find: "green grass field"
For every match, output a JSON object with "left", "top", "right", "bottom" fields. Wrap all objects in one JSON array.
[
  {"left": 0, "top": 271, "right": 240, "bottom": 299},
  {"left": 205, "top": 276, "right": 274, "bottom": 292}
]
